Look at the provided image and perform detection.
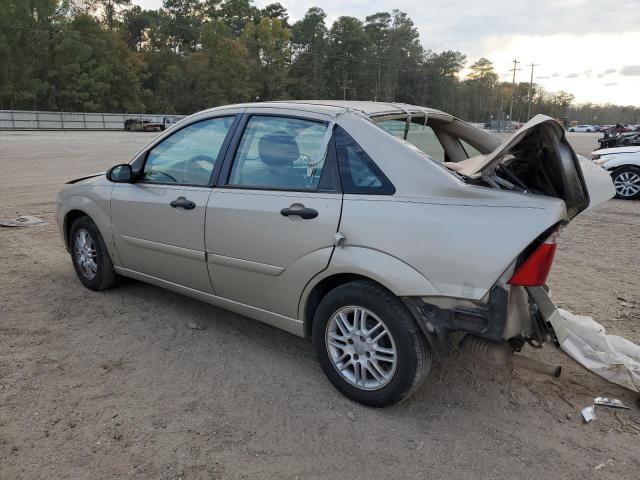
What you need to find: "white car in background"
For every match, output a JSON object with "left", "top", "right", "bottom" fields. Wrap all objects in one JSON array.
[
  {"left": 568, "top": 125, "right": 597, "bottom": 132},
  {"left": 593, "top": 145, "right": 640, "bottom": 199}
]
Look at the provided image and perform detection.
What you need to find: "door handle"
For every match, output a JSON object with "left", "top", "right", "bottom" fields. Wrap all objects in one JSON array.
[
  {"left": 170, "top": 196, "right": 196, "bottom": 210},
  {"left": 280, "top": 207, "right": 318, "bottom": 219}
]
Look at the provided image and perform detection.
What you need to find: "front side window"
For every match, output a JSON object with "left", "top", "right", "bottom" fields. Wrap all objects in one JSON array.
[
  {"left": 377, "top": 119, "right": 446, "bottom": 162},
  {"left": 228, "top": 115, "right": 329, "bottom": 190},
  {"left": 142, "top": 116, "right": 234, "bottom": 186}
]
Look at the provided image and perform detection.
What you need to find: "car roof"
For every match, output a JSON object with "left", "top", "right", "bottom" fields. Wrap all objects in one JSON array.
[{"left": 201, "top": 100, "right": 452, "bottom": 120}]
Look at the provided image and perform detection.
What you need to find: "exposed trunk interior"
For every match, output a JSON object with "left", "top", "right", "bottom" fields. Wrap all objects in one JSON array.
[{"left": 442, "top": 116, "right": 591, "bottom": 219}]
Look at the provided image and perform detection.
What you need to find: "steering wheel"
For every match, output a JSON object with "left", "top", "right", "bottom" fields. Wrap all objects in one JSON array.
[
  {"left": 186, "top": 154, "right": 215, "bottom": 168},
  {"left": 146, "top": 170, "right": 177, "bottom": 182}
]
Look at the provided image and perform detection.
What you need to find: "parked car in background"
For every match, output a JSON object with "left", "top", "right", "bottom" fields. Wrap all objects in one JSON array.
[
  {"left": 124, "top": 118, "right": 163, "bottom": 132},
  {"left": 57, "top": 101, "right": 614, "bottom": 406},
  {"left": 597, "top": 131, "right": 640, "bottom": 150},
  {"left": 162, "top": 116, "right": 184, "bottom": 130},
  {"left": 593, "top": 145, "right": 640, "bottom": 199},
  {"left": 568, "top": 125, "right": 597, "bottom": 132}
]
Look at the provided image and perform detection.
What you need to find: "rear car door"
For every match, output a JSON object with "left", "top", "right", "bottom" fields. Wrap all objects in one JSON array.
[
  {"left": 111, "top": 113, "right": 239, "bottom": 292},
  {"left": 205, "top": 108, "right": 342, "bottom": 318}
]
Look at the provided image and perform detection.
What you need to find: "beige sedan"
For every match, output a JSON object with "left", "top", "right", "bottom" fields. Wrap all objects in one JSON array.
[{"left": 57, "top": 101, "right": 614, "bottom": 406}]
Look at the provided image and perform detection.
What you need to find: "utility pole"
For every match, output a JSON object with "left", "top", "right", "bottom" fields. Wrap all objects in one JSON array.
[
  {"left": 375, "top": 61, "right": 381, "bottom": 102},
  {"left": 508, "top": 59, "right": 521, "bottom": 129},
  {"left": 527, "top": 62, "right": 539, "bottom": 121},
  {"left": 341, "top": 77, "right": 351, "bottom": 101}
]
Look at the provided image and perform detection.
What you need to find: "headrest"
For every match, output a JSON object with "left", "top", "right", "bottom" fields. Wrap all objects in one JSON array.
[{"left": 258, "top": 132, "right": 299, "bottom": 166}]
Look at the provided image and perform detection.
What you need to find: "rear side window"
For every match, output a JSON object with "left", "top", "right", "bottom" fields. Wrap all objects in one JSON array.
[
  {"left": 335, "top": 126, "right": 395, "bottom": 195},
  {"left": 228, "top": 115, "right": 330, "bottom": 190}
]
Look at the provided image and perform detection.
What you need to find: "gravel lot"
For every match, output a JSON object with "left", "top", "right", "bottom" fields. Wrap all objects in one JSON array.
[{"left": 1, "top": 130, "right": 639, "bottom": 479}]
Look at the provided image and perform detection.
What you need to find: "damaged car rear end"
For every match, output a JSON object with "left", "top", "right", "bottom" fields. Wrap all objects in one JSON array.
[{"left": 334, "top": 107, "right": 616, "bottom": 390}]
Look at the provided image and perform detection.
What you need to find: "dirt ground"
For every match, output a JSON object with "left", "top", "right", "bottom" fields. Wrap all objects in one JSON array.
[{"left": 1, "top": 130, "right": 639, "bottom": 479}]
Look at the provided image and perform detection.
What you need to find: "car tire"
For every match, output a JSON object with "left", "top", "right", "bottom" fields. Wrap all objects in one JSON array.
[
  {"left": 312, "top": 280, "right": 431, "bottom": 407},
  {"left": 612, "top": 166, "right": 640, "bottom": 200},
  {"left": 569, "top": 129, "right": 575, "bottom": 132},
  {"left": 69, "top": 216, "right": 117, "bottom": 290}
]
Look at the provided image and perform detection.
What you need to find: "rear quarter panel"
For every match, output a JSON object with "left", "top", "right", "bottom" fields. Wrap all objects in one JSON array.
[{"left": 337, "top": 192, "right": 567, "bottom": 300}]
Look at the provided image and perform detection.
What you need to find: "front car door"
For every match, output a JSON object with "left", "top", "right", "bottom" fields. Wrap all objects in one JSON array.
[
  {"left": 205, "top": 108, "right": 342, "bottom": 319},
  {"left": 111, "top": 112, "right": 240, "bottom": 292}
]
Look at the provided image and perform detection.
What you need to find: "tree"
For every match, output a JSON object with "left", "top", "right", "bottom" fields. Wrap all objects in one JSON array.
[
  {"left": 54, "top": 14, "right": 144, "bottom": 111},
  {"left": 1, "top": 3, "right": 633, "bottom": 119},
  {"left": 242, "top": 17, "right": 291, "bottom": 100},
  {"left": 555, "top": 90, "right": 575, "bottom": 117},
  {"left": 325, "top": 16, "right": 367, "bottom": 99},
  {"left": 464, "top": 58, "right": 498, "bottom": 121},
  {"left": 220, "top": 0, "right": 258, "bottom": 37},
  {"left": 122, "top": 6, "right": 152, "bottom": 51},
  {"left": 290, "top": 7, "right": 328, "bottom": 98},
  {"left": 261, "top": 2, "right": 289, "bottom": 28}
]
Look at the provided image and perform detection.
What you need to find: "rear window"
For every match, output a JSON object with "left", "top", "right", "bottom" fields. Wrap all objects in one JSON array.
[{"left": 377, "top": 120, "right": 445, "bottom": 162}]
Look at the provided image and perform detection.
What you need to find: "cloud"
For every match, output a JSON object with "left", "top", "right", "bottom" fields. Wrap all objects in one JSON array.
[
  {"left": 597, "top": 68, "right": 617, "bottom": 77},
  {"left": 566, "top": 73, "right": 579, "bottom": 78},
  {"left": 536, "top": 75, "right": 550, "bottom": 80},
  {"left": 604, "top": 82, "right": 618, "bottom": 87},
  {"left": 620, "top": 65, "right": 640, "bottom": 76},
  {"left": 551, "top": 73, "right": 560, "bottom": 78}
]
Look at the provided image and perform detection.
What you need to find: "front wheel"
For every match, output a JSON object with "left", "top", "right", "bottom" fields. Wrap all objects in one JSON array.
[
  {"left": 70, "top": 216, "right": 117, "bottom": 290},
  {"left": 612, "top": 166, "right": 640, "bottom": 199},
  {"left": 312, "top": 280, "right": 431, "bottom": 407}
]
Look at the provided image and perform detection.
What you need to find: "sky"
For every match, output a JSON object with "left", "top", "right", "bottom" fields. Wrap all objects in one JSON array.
[{"left": 133, "top": 0, "right": 640, "bottom": 106}]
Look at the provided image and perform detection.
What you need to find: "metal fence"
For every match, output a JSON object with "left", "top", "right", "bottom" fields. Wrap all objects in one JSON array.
[{"left": 0, "top": 110, "right": 172, "bottom": 130}]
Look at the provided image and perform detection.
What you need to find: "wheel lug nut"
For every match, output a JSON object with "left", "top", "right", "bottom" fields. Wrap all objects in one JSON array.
[
  {"left": 354, "top": 354, "right": 359, "bottom": 360},
  {"left": 360, "top": 336, "right": 365, "bottom": 342}
]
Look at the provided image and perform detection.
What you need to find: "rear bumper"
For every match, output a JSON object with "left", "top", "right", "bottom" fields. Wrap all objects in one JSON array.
[{"left": 403, "top": 285, "right": 559, "bottom": 356}]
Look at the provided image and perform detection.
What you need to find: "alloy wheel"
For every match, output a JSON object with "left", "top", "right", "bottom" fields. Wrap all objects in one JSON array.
[
  {"left": 74, "top": 228, "right": 98, "bottom": 280},
  {"left": 325, "top": 306, "right": 397, "bottom": 390},
  {"left": 613, "top": 171, "right": 640, "bottom": 198}
]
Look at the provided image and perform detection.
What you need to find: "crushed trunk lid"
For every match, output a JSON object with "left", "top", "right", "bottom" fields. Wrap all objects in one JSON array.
[{"left": 445, "top": 114, "right": 611, "bottom": 219}]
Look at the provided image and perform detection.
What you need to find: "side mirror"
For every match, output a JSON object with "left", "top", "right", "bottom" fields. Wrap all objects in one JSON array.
[{"left": 107, "top": 164, "right": 133, "bottom": 183}]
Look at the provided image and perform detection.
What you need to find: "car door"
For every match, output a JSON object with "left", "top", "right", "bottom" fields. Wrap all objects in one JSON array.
[
  {"left": 205, "top": 108, "right": 342, "bottom": 318},
  {"left": 111, "top": 113, "right": 240, "bottom": 293}
]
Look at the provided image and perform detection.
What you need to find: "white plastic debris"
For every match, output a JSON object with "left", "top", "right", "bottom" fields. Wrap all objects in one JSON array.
[
  {"left": 549, "top": 308, "right": 640, "bottom": 393},
  {"left": 594, "top": 397, "right": 630, "bottom": 409},
  {"left": 581, "top": 405, "right": 596, "bottom": 423},
  {"left": 0, "top": 215, "right": 45, "bottom": 227},
  {"left": 594, "top": 459, "right": 613, "bottom": 471}
]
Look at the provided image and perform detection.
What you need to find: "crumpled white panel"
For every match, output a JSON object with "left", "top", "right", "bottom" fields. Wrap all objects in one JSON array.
[{"left": 549, "top": 308, "right": 640, "bottom": 392}]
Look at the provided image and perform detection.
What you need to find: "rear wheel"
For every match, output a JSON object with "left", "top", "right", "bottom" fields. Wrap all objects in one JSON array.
[
  {"left": 612, "top": 166, "right": 640, "bottom": 199},
  {"left": 312, "top": 280, "right": 430, "bottom": 407},
  {"left": 69, "top": 216, "right": 117, "bottom": 290}
]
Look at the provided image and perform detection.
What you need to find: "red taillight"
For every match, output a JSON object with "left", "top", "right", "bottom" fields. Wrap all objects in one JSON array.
[{"left": 508, "top": 231, "right": 559, "bottom": 286}]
